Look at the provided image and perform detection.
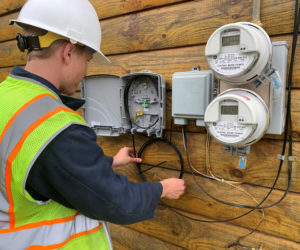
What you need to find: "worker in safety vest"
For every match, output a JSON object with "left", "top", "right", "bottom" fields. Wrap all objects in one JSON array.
[{"left": 0, "top": 0, "right": 185, "bottom": 249}]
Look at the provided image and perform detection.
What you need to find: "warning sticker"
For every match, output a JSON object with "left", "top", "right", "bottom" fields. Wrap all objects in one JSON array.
[
  {"left": 212, "top": 53, "right": 250, "bottom": 76},
  {"left": 211, "top": 121, "right": 250, "bottom": 142}
]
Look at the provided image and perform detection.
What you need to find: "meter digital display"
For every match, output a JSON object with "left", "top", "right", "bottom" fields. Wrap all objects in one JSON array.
[
  {"left": 221, "top": 105, "right": 238, "bottom": 115},
  {"left": 222, "top": 35, "right": 240, "bottom": 47}
]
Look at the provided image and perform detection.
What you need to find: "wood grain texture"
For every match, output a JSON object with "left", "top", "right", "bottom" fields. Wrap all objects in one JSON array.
[
  {"left": 0, "top": 0, "right": 299, "bottom": 246},
  {"left": 99, "top": 131, "right": 299, "bottom": 190},
  {"left": 0, "top": 0, "right": 252, "bottom": 46},
  {"left": 0, "top": 67, "right": 13, "bottom": 82},
  {"left": 106, "top": 145, "right": 300, "bottom": 242},
  {"left": 0, "top": 1, "right": 297, "bottom": 54},
  {"left": 1, "top": 35, "right": 300, "bottom": 88},
  {"left": 99, "top": 0, "right": 253, "bottom": 55},
  {"left": 124, "top": 206, "right": 300, "bottom": 249},
  {"left": 1, "top": 70, "right": 297, "bottom": 140},
  {"left": 0, "top": 12, "right": 18, "bottom": 42},
  {"left": 109, "top": 224, "right": 185, "bottom": 250},
  {"left": 91, "top": 0, "right": 189, "bottom": 19},
  {"left": 81, "top": 34, "right": 300, "bottom": 89},
  {"left": 0, "top": 40, "right": 26, "bottom": 67},
  {"left": 0, "top": 0, "right": 188, "bottom": 18},
  {"left": 0, "top": 0, "right": 23, "bottom": 16}
]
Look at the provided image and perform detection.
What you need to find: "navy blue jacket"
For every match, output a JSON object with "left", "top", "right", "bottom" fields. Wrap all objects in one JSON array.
[{"left": 11, "top": 66, "right": 162, "bottom": 225}]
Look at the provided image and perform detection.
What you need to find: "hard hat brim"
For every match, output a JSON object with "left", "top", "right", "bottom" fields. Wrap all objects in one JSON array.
[{"left": 94, "top": 50, "right": 111, "bottom": 64}]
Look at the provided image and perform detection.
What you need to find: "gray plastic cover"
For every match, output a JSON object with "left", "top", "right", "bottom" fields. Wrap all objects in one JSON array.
[
  {"left": 81, "top": 71, "right": 166, "bottom": 137},
  {"left": 172, "top": 69, "right": 214, "bottom": 126},
  {"left": 81, "top": 74, "right": 128, "bottom": 136}
]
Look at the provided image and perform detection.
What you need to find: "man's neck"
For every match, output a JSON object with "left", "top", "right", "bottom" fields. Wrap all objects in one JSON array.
[{"left": 25, "top": 59, "right": 62, "bottom": 90}]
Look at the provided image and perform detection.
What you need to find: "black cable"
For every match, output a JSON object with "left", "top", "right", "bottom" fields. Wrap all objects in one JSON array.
[
  {"left": 181, "top": 0, "right": 299, "bottom": 210},
  {"left": 136, "top": 137, "right": 264, "bottom": 223},
  {"left": 183, "top": 126, "right": 291, "bottom": 209},
  {"left": 138, "top": 161, "right": 167, "bottom": 174},
  {"left": 227, "top": 242, "right": 258, "bottom": 250},
  {"left": 136, "top": 138, "right": 184, "bottom": 181},
  {"left": 131, "top": 133, "right": 137, "bottom": 157},
  {"left": 133, "top": 0, "right": 298, "bottom": 224},
  {"left": 228, "top": 4, "right": 298, "bottom": 245}
]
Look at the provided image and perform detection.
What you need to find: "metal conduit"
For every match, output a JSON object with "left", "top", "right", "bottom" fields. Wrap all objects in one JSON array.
[{"left": 252, "top": 0, "right": 263, "bottom": 26}]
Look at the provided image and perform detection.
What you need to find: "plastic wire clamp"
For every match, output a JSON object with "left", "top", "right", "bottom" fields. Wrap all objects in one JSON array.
[{"left": 288, "top": 156, "right": 297, "bottom": 162}]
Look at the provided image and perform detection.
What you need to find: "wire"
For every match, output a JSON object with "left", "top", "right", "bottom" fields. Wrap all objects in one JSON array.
[
  {"left": 169, "top": 0, "right": 299, "bottom": 222},
  {"left": 204, "top": 134, "right": 265, "bottom": 246},
  {"left": 136, "top": 137, "right": 184, "bottom": 181},
  {"left": 182, "top": 129, "right": 265, "bottom": 231},
  {"left": 138, "top": 161, "right": 167, "bottom": 174},
  {"left": 195, "top": 1, "right": 299, "bottom": 211},
  {"left": 136, "top": 137, "right": 264, "bottom": 223},
  {"left": 204, "top": 132, "right": 265, "bottom": 220},
  {"left": 193, "top": 0, "right": 299, "bottom": 210},
  {"left": 184, "top": 132, "right": 242, "bottom": 184},
  {"left": 183, "top": 126, "right": 291, "bottom": 209},
  {"left": 133, "top": 0, "right": 298, "bottom": 226}
]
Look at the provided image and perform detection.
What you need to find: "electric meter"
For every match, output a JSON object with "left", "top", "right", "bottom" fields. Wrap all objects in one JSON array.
[
  {"left": 205, "top": 22, "right": 272, "bottom": 84},
  {"left": 204, "top": 89, "right": 269, "bottom": 147}
]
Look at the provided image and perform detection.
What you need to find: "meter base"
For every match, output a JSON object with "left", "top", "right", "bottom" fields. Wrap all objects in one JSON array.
[{"left": 224, "top": 145, "right": 251, "bottom": 157}]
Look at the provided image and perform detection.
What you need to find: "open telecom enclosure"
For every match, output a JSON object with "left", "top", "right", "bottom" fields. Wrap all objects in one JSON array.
[{"left": 81, "top": 71, "right": 166, "bottom": 138}]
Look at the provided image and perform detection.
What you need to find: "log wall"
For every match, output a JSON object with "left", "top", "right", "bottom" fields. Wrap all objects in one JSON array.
[{"left": 1, "top": 0, "right": 299, "bottom": 249}]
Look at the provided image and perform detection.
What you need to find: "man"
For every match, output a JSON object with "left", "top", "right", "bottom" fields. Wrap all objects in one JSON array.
[{"left": 0, "top": 0, "right": 185, "bottom": 249}]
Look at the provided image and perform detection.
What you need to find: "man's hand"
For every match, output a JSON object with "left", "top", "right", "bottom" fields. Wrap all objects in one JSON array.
[
  {"left": 113, "top": 147, "right": 142, "bottom": 166},
  {"left": 160, "top": 178, "right": 185, "bottom": 199}
]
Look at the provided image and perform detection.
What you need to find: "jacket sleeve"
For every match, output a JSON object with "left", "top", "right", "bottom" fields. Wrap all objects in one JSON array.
[{"left": 25, "top": 125, "right": 163, "bottom": 225}]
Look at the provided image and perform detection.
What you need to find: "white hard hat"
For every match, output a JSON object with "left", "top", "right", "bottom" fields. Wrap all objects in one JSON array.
[{"left": 10, "top": 0, "right": 110, "bottom": 63}]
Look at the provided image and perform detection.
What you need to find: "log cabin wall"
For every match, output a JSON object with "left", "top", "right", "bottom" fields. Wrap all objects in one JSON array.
[{"left": 0, "top": 0, "right": 299, "bottom": 249}]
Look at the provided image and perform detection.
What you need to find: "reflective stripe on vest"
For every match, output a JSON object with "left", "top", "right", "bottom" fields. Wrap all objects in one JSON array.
[
  {"left": 0, "top": 75, "right": 111, "bottom": 249},
  {"left": 0, "top": 214, "right": 102, "bottom": 249}
]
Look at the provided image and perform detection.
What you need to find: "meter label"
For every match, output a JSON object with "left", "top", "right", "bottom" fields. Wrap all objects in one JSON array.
[
  {"left": 212, "top": 53, "right": 250, "bottom": 75},
  {"left": 211, "top": 121, "right": 249, "bottom": 141}
]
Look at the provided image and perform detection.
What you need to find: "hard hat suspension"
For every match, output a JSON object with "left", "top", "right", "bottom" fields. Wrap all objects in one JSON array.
[{"left": 16, "top": 33, "right": 40, "bottom": 52}]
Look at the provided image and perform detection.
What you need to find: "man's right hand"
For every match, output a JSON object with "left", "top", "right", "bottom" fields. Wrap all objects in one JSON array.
[{"left": 160, "top": 178, "right": 185, "bottom": 199}]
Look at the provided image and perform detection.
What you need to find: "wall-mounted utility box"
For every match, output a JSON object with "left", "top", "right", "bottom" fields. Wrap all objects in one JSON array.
[
  {"left": 217, "top": 41, "right": 288, "bottom": 135},
  {"left": 172, "top": 69, "right": 214, "bottom": 126},
  {"left": 81, "top": 71, "right": 166, "bottom": 137}
]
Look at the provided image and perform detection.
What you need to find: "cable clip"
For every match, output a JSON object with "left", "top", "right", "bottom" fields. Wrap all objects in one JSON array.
[
  {"left": 288, "top": 156, "right": 297, "bottom": 162},
  {"left": 277, "top": 154, "right": 285, "bottom": 161}
]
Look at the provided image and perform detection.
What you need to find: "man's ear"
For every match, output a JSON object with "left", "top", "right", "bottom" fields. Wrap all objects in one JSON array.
[{"left": 62, "top": 43, "right": 76, "bottom": 64}]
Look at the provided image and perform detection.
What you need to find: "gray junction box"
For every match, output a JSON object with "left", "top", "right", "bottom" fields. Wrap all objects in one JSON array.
[
  {"left": 172, "top": 69, "right": 215, "bottom": 126},
  {"left": 81, "top": 71, "right": 166, "bottom": 137}
]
